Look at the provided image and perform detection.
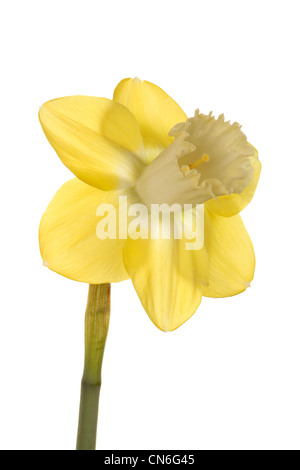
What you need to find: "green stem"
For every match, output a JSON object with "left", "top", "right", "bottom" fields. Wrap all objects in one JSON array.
[{"left": 76, "top": 283, "right": 111, "bottom": 451}]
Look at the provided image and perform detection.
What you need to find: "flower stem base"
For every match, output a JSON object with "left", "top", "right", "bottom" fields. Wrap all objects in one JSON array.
[{"left": 76, "top": 283, "right": 111, "bottom": 451}]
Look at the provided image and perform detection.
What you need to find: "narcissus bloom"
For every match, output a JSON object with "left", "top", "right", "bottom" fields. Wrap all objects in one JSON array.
[{"left": 39, "top": 78, "right": 261, "bottom": 332}]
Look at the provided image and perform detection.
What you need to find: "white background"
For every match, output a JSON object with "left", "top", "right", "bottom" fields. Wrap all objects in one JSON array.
[{"left": 0, "top": 0, "right": 299, "bottom": 451}]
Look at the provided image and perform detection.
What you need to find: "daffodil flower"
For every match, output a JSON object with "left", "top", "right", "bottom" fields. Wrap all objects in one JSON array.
[
  {"left": 39, "top": 78, "right": 260, "bottom": 332},
  {"left": 39, "top": 78, "right": 260, "bottom": 450}
]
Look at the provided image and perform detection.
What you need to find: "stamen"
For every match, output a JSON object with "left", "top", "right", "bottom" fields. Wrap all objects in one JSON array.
[{"left": 189, "top": 153, "right": 210, "bottom": 170}]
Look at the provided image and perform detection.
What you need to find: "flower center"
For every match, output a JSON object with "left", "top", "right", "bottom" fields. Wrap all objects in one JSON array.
[
  {"left": 188, "top": 153, "right": 210, "bottom": 170},
  {"left": 135, "top": 110, "right": 255, "bottom": 210}
]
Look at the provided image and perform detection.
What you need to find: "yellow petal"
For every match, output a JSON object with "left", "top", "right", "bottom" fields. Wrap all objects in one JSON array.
[
  {"left": 205, "top": 146, "right": 261, "bottom": 216},
  {"left": 39, "top": 178, "right": 137, "bottom": 283},
  {"left": 123, "top": 233, "right": 205, "bottom": 332},
  {"left": 202, "top": 208, "right": 255, "bottom": 298},
  {"left": 39, "top": 96, "right": 147, "bottom": 190},
  {"left": 113, "top": 78, "right": 187, "bottom": 162}
]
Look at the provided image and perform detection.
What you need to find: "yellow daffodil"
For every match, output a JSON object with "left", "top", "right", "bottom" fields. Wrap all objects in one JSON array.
[
  {"left": 39, "top": 78, "right": 261, "bottom": 332},
  {"left": 39, "top": 78, "right": 261, "bottom": 450}
]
